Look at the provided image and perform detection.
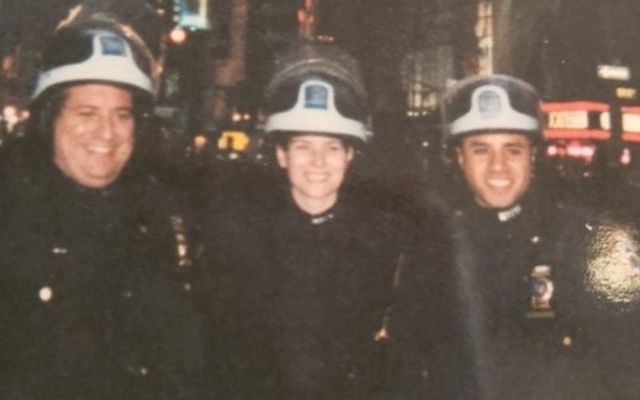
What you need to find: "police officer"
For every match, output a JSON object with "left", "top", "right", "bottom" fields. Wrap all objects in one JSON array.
[
  {"left": 197, "top": 43, "right": 441, "bottom": 400},
  {"left": 0, "top": 11, "right": 201, "bottom": 400},
  {"left": 397, "top": 74, "right": 609, "bottom": 399}
]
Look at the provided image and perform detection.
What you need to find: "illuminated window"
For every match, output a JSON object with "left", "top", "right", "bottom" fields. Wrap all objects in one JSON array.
[{"left": 476, "top": 0, "right": 493, "bottom": 74}]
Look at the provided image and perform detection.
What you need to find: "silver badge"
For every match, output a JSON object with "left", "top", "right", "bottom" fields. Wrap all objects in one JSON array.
[{"left": 526, "top": 265, "right": 556, "bottom": 319}]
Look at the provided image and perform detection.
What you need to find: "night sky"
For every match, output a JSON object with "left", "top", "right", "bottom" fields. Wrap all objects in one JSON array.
[
  {"left": 1, "top": 0, "right": 83, "bottom": 52},
  {"left": 0, "top": 0, "right": 166, "bottom": 99}
]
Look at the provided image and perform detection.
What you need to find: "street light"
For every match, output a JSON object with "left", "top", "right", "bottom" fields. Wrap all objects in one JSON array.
[{"left": 169, "top": 27, "right": 187, "bottom": 44}]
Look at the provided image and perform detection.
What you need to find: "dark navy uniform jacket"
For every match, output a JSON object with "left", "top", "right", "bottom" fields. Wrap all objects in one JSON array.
[
  {"left": 0, "top": 139, "right": 203, "bottom": 400},
  {"left": 399, "top": 188, "right": 610, "bottom": 400},
  {"left": 196, "top": 172, "right": 439, "bottom": 400}
]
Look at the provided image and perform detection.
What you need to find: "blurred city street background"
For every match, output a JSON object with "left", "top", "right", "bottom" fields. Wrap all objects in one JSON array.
[{"left": 2, "top": 0, "right": 640, "bottom": 211}]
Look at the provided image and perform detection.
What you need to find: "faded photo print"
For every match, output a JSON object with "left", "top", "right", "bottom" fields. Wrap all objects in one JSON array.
[{"left": 1, "top": 1, "right": 640, "bottom": 399}]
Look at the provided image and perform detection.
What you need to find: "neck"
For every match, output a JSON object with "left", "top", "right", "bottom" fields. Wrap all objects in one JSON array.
[{"left": 291, "top": 191, "right": 338, "bottom": 216}]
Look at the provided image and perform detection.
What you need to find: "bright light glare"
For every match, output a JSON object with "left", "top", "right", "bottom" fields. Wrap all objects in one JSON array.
[{"left": 169, "top": 28, "right": 187, "bottom": 45}]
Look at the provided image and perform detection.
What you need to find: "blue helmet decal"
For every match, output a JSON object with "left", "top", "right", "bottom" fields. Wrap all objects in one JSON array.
[
  {"left": 264, "top": 78, "right": 371, "bottom": 141},
  {"left": 447, "top": 82, "right": 540, "bottom": 137},
  {"left": 304, "top": 84, "right": 329, "bottom": 110},
  {"left": 478, "top": 88, "right": 501, "bottom": 116},
  {"left": 100, "top": 35, "right": 126, "bottom": 56}
]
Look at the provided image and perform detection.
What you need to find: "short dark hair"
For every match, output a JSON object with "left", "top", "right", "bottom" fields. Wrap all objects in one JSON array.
[
  {"left": 23, "top": 83, "right": 155, "bottom": 179},
  {"left": 32, "top": 82, "right": 150, "bottom": 129},
  {"left": 271, "top": 131, "right": 359, "bottom": 152}
]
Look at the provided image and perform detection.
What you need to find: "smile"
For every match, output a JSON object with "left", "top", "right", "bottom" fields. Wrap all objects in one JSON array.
[
  {"left": 305, "top": 172, "right": 330, "bottom": 182},
  {"left": 486, "top": 178, "right": 511, "bottom": 189},
  {"left": 87, "top": 144, "right": 115, "bottom": 155}
]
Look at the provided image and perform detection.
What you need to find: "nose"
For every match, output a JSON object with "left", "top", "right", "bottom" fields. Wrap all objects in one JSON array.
[
  {"left": 311, "top": 148, "right": 327, "bottom": 167},
  {"left": 489, "top": 150, "right": 507, "bottom": 172},
  {"left": 97, "top": 115, "right": 118, "bottom": 140}
]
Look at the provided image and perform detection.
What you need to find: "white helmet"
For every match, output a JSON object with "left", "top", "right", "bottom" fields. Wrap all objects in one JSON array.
[
  {"left": 265, "top": 78, "right": 371, "bottom": 142},
  {"left": 442, "top": 74, "right": 543, "bottom": 145},
  {"left": 264, "top": 43, "right": 371, "bottom": 143},
  {"left": 31, "top": 16, "right": 157, "bottom": 102}
]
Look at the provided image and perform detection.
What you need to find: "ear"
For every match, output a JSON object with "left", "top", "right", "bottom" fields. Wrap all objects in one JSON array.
[
  {"left": 456, "top": 147, "right": 464, "bottom": 168},
  {"left": 531, "top": 146, "right": 537, "bottom": 163},
  {"left": 530, "top": 146, "right": 537, "bottom": 176},
  {"left": 346, "top": 146, "right": 354, "bottom": 163},
  {"left": 276, "top": 145, "right": 288, "bottom": 169}
]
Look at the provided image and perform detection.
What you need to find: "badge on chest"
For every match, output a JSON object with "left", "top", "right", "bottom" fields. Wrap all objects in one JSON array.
[{"left": 526, "top": 265, "right": 556, "bottom": 319}]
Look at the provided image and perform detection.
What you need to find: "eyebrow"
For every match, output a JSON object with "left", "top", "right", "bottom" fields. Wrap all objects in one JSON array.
[
  {"left": 466, "top": 140, "right": 490, "bottom": 147},
  {"left": 466, "top": 140, "right": 527, "bottom": 148},
  {"left": 503, "top": 142, "right": 527, "bottom": 148},
  {"left": 69, "top": 104, "right": 133, "bottom": 111},
  {"left": 290, "top": 138, "right": 311, "bottom": 144},
  {"left": 291, "top": 138, "right": 340, "bottom": 145}
]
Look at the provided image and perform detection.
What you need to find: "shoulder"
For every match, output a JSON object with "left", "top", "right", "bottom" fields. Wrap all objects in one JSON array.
[
  {"left": 195, "top": 167, "right": 285, "bottom": 257},
  {"left": 348, "top": 192, "right": 453, "bottom": 268},
  {"left": 0, "top": 139, "right": 50, "bottom": 210},
  {"left": 124, "top": 173, "right": 189, "bottom": 229},
  {"left": 541, "top": 199, "right": 595, "bottom": 244},
  {"left": 554, "top": 199, "right": 594, "bottom": 222},
  {"left": 339, "top": 192, "right": 415, "bottom": 239},
  {"left": 200, "top": 163, "right": 283, "bottom": 213},
  {"left": 0, "top": 138, "right": 40, "bottom": 179}
]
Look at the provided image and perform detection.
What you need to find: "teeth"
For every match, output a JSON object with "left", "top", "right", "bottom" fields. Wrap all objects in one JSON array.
[
  {"left": 487, "top": 179, "right": 510, "bottom": 189},
  {"left": 87, "top": 145, "right": 113, "bottom": 154}
]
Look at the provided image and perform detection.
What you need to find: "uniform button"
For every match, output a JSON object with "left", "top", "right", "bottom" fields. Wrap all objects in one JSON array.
[
  {"left": 562, "top": 335, "right": 573, "bottom": 347},
  {"left": 530, "top": 235, "right": 540, "bottom": 244},
  {"left": 51, "top": 246, "right": 67, "bottom": 255},
  {"left": 126, "top": 365, "right": 149, "bottom": 376},
  {"left": 183, "top": 283, "right": 192, "bottom": 291},
  {"left": 39, "top": 286, "right": 53, "bottom": 302},
  {"left": 139, "top": 224, "right": 149, "bottom": 234},
  {"left": 122, "top": 290, "right": 133, "bottom": 298}
]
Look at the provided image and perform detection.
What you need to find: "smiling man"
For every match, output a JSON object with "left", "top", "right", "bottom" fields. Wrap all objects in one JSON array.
[
  {"left": 444, "top": 75, "right": 541, "bottom": 214},
  {"left": 457, "top": 132, "right": 533, "bottom": 209},
  {"left": 409, "top": 74, "right": 607, "bottom": 399},
  {"left": 0, "top": 12, "right": 202, "bottom": 400},
  {"left": 52, "top": 83, "right": 135, "bottom": 189}
]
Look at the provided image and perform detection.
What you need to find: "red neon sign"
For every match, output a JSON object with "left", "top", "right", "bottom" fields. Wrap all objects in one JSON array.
[{"left": 543, "top": 101, "right": 640, "bottom": 142}]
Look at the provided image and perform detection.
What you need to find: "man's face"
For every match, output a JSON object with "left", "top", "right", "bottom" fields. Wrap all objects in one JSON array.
[
  {"left": 53, "top": 84, "right": 135, "bottom": 189},
  {"left": 277, "top": 134, "right": 353, "bottom": 213},
  {"left": 457, "top": 133, "right": 534, "bottom": 209}
]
